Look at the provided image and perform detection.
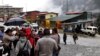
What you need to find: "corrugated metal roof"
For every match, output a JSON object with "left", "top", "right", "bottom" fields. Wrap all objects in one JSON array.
[
  {"left": 63, "top": 19, "right": 94, "bottom": 24},
  {"left": 50, "top": 14, "right": 80, "bottom": 21}
]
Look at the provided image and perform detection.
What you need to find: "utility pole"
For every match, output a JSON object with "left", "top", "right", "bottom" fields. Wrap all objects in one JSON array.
[{"left": 67, "top": 0, "right": 69, "bottom": 12}]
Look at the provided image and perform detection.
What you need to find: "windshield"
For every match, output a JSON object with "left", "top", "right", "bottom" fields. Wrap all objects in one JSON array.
[
  {"left": 87, "top": 28, "right": 92, "bottom": 30},
  {"left": 93, "top": 28, "right": 97, "bottom": 31}
]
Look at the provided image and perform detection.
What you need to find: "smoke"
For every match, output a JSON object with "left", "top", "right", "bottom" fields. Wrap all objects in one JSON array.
[
  {"left": 92, "top": 0, "right": 100, "bottom": 11},
  {"left": 93, "top": 0, "right": 100, "bottom": 7},
  {"left": 51, "top": 0, "right": 100, "bottom": 13}
]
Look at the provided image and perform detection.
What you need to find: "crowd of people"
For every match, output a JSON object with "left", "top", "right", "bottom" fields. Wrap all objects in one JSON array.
[
  {"left": 0, "top": 26, "right": 61, "bottom": 56},
  {"left": 0, "top": 25, "right": 79, "bottom": 56}
]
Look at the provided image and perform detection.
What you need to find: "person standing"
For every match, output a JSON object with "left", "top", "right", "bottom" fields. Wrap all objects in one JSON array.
[
  {"left": 32, "top": 29, "right": 40, "bottom": 45},
  {"left": 0, "top": 28, "right": 4, "bottom": 56},
  {"left": 51, "top": 28, "right": 60, "bottom": 56},
  {"left": 12, "top": 28, "right": 19, "bottom": 49},
  {"left": 0, "top": 28, "right": 4, "bottom": 40},
  {"left": 73, "top": 32, "right": 78, "bottom": 44},
  {"left": 38, "top": 29, "right": 43, "bottom": 38},
  {"left": 15, "top": 30, "right": 32, "bottom": 56},
  {"left": 0, "top": 41, "right": 3, "bottom": 56},
  {"left": 63, "top": 32, "right": 67, "bottom": 45},
  {"left": 35, "top": 28, "right": 58, "bottom": 56},
  {"left": 28, "top": 30, "right": 36, "bottom": 56},
  {"left": 3, "top": 29, "right": 17, "bottom": 56}
]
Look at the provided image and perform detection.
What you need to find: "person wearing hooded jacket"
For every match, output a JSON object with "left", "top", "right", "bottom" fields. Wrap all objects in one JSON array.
[
  {"left": 15, "top": 30, "right": 32, "bottom": 56},
  {"left": 3, "top": 29, "right": 17, "bottom": 56}
]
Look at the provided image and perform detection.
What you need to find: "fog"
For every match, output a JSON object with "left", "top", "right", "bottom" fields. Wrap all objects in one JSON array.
[{"left": 51, "top": 0, "right": 100, "bottom": 13}]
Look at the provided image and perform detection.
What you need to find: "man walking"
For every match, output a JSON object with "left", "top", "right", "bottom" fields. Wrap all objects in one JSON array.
[
  {"left": 73, "top": 32, "right": 78, "bottom": 44},
  {"left": 63, "top": 32, "right": 67, "bottom": 45}
]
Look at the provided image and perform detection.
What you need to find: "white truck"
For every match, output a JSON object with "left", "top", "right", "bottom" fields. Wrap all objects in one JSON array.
[{"left": 81, "top": 26, "right": 97, "bottom": 36}]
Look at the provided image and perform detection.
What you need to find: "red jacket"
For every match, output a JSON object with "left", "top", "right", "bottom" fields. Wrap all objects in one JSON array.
[
  {"left": 25, "top": 27, "right": 31, "bottom": 38},
  {"left": 24, "top": 28, "right": 36, "bottom": 47},
  {"left": 27, "top": 35, "right": 35, "bottom": 47}
]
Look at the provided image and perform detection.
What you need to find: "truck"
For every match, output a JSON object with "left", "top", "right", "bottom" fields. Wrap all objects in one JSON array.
[{"left": 81, "top": 26, "right": 97, "bottom": 36}]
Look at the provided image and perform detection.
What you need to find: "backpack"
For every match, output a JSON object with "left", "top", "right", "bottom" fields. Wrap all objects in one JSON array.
[{"left": 17, "top": 40, "right": 29, "bottom": 56}]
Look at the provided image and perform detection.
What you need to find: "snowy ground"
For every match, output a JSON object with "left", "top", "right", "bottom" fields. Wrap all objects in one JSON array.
[
  {"left": 59, "top": 33, "right": 100, "bottom": 56},
  {"left": 59, "top": 33, "right": 100, "bottom": 47},
  {"left": 10, "top": 33, "right": 100, "bottom": 56}
]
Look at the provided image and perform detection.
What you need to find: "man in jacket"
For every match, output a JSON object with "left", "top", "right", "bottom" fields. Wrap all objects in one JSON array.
[{"left": 35, "top": 28, "right": 58, "bottom": 56}]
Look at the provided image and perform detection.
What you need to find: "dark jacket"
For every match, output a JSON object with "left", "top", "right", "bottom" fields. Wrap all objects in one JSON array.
[
  {"left": 63, "top": 33, "right": 67, "bottom": 42},
  {"left": 73, "top": 34, "right": 78, "bottom": 40}
]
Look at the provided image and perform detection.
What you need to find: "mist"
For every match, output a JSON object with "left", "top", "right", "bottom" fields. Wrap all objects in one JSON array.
[{"left": 51, "top": 0, "right": 100, "bottom": 13}]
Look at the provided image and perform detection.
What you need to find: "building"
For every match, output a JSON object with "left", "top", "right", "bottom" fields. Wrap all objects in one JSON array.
[
  {"left": 23, "top": 11, "right": 40, "bottom": 23},
  {"left": 0, "top": 5, "right": 23, "bottom": 21},
  {"left": 63, "top": 12, "right": 95, "bottom": 30},
  {"left": 51, "top": 12, "right": 96, "bottom": 32},
  {"left": 21, "top": 11, "right": 58, "bottom": 28},
  {"left": 38, "top": 12, "right": 58, "bottom": 28}
]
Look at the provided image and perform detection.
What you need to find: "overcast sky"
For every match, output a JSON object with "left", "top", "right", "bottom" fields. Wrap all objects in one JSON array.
[
  {"left": 0, "top": 0, "right": 61, "bottom": 12},
  {"left": 0, "top": 0, "right": 99, "bottom": 13}
]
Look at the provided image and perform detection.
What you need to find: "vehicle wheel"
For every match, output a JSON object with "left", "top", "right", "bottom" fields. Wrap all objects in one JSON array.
[
  {"left": 87, "top": 32, "right": 91, "bottom": 36},
  {"left": 92, "top": 34, "right": 95, "bottom": 36},
  {"left": 83, "top": 32, "right": 85, "bottom": 34}
]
